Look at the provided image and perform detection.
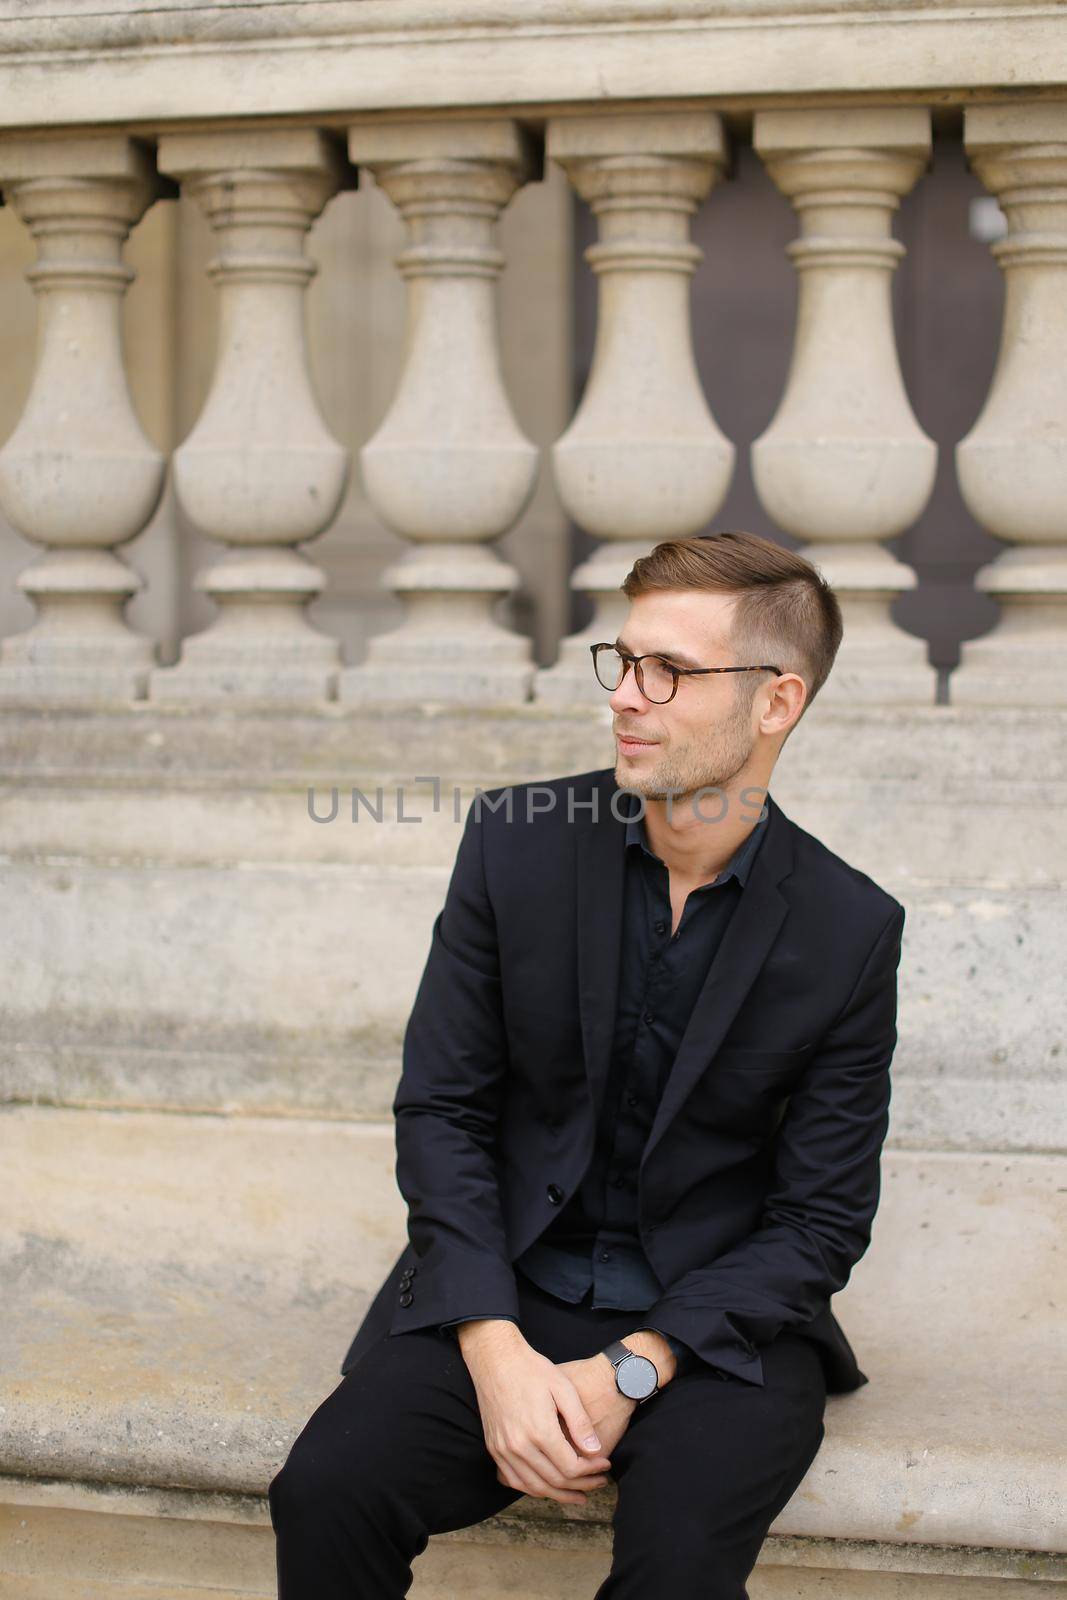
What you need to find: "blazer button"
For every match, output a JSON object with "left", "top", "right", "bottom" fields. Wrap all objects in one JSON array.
[
  {"left": 399, "top": 1291, "right": 414, "bottom": 1307},
  {"left": 546, "top": 1183, "right": 564, "bottom": 1205},
  {"left": 400, "top": 1267, "right": 415, "bottom": 1281}
]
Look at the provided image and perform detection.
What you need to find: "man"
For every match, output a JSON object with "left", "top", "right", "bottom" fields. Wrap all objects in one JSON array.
[{"left": 269, "top": 530, "right": 906, "bottom": 1597}]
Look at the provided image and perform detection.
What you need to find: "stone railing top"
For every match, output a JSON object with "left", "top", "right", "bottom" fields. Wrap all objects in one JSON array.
[{"left": 0, "top": 0, "right": 1064, "bottom": 128}]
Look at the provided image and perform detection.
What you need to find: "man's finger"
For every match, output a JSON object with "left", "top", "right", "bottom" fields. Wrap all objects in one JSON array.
[
  {"left": 558, "top": 1413, "right": 613, "bottom": 1469},
  {"left": 553, "top": 1378, "right": 607, "bottom": 1458},
  {"left": 564, "top": 1404, "right": 602, "bottom": 1453},
  {"left": 528, "top": 1411, "right": 612, "bottom": 1491},
  {"left": 499, "top": 1452, "right": 590, "bottom": 1504}
]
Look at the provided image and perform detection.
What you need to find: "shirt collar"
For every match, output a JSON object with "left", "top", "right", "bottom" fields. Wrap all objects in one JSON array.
[{"left": 623, "top": 789, "right": 769, "bottom": 889}]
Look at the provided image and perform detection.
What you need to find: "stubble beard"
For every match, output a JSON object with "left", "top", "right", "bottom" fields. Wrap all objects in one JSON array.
[{"left": 616, "top": 700, "right": 756, "bottom": 812}]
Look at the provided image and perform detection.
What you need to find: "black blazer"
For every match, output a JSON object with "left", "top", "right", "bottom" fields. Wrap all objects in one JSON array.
[{"left": 341, "top": 767, "right": 906, "bottom": 1393}]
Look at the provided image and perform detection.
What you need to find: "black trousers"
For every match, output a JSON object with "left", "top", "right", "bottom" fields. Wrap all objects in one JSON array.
[{"left": 268, "top": 1271, "right": 827, "bottom": 1599}]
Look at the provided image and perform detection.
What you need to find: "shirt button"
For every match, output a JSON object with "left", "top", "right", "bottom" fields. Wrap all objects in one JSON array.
[
  {"left": 599, "top": 1249, "right": 612, "bottom": 1263},
  {"left": 612, "top": 1174, "right": 626, "bottom": 1188},
  {"left": 643, "top": 1012, "right": 655, "bottom": 1025},
  {"left": 654, "top": 921, "right": 666, "bottom": 934},
  {"left": 546, "top": 1183, "right": 564, "bottom": 1205},
  {"left": 626, "top": 1093, "right": 639, "bottom": 1108}
]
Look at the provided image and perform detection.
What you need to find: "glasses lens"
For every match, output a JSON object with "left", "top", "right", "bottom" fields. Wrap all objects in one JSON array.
[
  {"left": 639, "top": 658, "right": 675, "bottom": 702},
  {"left": 593, "top": 647, "right": 676, "bottom": 701},
  {"left": 594, "top": 647, "right": 625, "bottom": 691}
]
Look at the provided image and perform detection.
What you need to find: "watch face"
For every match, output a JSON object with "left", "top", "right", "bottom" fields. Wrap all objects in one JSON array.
[{"left": 617, "top": 1353, "right": 658, "bottom": 1401}]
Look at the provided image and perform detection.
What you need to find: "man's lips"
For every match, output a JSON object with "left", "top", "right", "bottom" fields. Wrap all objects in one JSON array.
[{"left": 616, "top": 734, "right": 658, "bottom": 746}]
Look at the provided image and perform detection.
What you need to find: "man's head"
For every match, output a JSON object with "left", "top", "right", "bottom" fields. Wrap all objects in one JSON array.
[{"left": 605, "top": 530, "right": 843, "bottom": 806}]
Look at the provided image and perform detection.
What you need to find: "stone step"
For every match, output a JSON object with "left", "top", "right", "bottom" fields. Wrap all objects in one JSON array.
[
  {"left": 1, "top": 1105, "right": 1063, "bottom": 1595},
  {"left": 0, "top": 854, "right": 1063, "bottom": 1149},
  {"left": 0, "top": 856, "right": 435, "bottom": 1115},
  {"left": 1, "top": 704, "right": 1064, "bottom": 887},
  {"left": 3, "top": 1477, "right": 1063, "bottom": 1598},
  {"left": 2, "top": 704, "right": 1064, "bottom": 1148}
]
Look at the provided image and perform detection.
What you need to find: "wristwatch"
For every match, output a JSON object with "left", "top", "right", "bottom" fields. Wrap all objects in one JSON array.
[{"left": 601, "top": 1338, "right": 661, "bottom": 1403}]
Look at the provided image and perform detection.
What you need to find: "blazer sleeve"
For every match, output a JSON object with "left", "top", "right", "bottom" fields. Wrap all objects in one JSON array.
[
  {"left": 389, "top": 795, "right": 523, "bottom": 1334},
  {"left": 439, "top": 1315, "right": 521, "bottom": 1339},
  {"left": 640, "top": 902, "right": 906, "bottom": 1386}
]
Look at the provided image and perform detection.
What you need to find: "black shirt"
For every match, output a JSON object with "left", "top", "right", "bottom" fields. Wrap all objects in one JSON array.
[{"left": 441, "top": 788, "right": 770, "bottom": 1378}]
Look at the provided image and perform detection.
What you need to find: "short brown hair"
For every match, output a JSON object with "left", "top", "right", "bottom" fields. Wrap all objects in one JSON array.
[{"left": 621, "top": 530, "right": 843, "bottom": 727}]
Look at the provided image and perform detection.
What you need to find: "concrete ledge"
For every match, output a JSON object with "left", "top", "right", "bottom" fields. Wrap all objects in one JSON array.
[
  {"left": 2, "top": 705, "right": 1065, "bottom": 1148},
  {"left": 2, "top": 703, "right": 1064, "bottom": 889},
  {"left": 1, "top": 855, "right": 1064, "bottom": 1149},
  {"left": 2, "top": 1476, "right": 1063, "bottom": 1599},
  {"left": 0, "top": 0, "right": 1065, "bottom": 130},
  {"left": 2, "top": 1106, "right": 1063, "bottom": 1563}
]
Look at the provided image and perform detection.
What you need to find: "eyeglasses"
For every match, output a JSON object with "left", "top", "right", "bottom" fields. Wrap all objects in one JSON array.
[{"left": 590, "top": 643, "right": 782, "bottom": 706}]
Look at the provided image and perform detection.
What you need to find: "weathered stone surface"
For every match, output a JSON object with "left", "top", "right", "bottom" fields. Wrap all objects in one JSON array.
[
  {"left": 0, "top": 2, "right": 1065, "bottom": 128},
  {"left": 1, "top": 1482, "right": 1060, "bottom": 1599},
  {"left": 1, "top": 1108, "right": 1062, "bottom": 1558},
  {"left": 2, "top": 705, "right": 1063, "bottom": 1146},
  {"left": 1, "top": 702, "right": 1063, "bottom": 1587}
]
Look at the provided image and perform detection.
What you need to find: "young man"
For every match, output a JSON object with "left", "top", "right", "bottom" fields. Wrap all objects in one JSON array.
[{"left": 269, "top": 530, "right": 906, "bottom": 1598}]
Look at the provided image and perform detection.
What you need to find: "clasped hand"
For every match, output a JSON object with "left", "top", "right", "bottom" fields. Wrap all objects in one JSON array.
[{"left": 467, "top": 1338, "right": 637, "bottom": 1507}]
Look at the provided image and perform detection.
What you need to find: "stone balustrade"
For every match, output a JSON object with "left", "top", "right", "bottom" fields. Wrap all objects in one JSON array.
[
  {"left": 750, "top": 107, "right": 937, "bottom": 705},
  {"left": 0, "top": 136, "right": 169, "bottom": 700},
  {"left": 0, "top": 57, "right": 1064, "bottom": 709}
]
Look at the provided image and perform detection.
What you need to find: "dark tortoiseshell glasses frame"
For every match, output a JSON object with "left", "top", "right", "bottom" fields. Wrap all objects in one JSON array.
[{"left": 590, "top": 643, "right": 783, "bottom": 705}]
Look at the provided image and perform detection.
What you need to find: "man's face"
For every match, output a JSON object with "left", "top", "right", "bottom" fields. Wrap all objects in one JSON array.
[{"left": 609, "top": 590, "right": 766, "bottom": 805}]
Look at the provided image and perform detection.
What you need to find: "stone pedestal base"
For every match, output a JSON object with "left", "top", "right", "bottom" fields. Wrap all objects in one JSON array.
[
  {"left": 950, "top": 548, "right": 1067, "bottom": 707},
  {"left": 0, "top": 549, "right": 156, "bottom": 703},
  {"left": 148, "top": 547, "right": 341, "bottom": 705},
  {"left": 339, "top": 544, "right": 535, "bottom": 707}
]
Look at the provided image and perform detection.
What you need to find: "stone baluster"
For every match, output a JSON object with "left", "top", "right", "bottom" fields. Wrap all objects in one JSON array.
[
  {"left": 752, "top": 108, "right": 937, "bottom": 705},
  {"left": 149, "top": 129, "right": 353, "bottom": 704},
  {"left": 535, "top": 111, "right": 733, "bottom": 705},
  {"left": 954, "top": 103, "right": 1067, "bottom": 704},
  {"left": 339, "top": 120, "right": 540, "bottom": 706},
  {"left": 0, "top": 136, "right": 167, "bottom": 702}
]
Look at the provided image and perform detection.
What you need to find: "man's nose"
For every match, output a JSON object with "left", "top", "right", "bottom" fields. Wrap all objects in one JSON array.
[{"left": 610, "top": 660, "right": 645, "bottom": 713}]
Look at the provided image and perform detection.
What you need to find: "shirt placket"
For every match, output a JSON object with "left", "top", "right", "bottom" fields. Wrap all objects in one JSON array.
[{"left": 590, "top": 849, "right": 676, "bottom": 1308}]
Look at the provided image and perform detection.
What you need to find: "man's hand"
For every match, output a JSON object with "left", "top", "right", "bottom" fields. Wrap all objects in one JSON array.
[
  {"left": 552, "top": 1331, "right": 675, "bottom": 1461},
  {"left": 552, "top": 1352, "right": 639, "bottom": 1464},
  {"left": 458, "top": 1320, "right": 619, "bottom": 1506}
]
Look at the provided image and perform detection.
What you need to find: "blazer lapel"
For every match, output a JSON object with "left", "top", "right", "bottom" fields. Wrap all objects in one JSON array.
[
  {"left": 575, "top": 770, "right": 796, "bottom": 1168},
  {"left": 575, "top": 770, "right": 629, "bottom": 1130},
  {"left": 642, "top": 796, "right": 794, "bottom": 1169}
]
